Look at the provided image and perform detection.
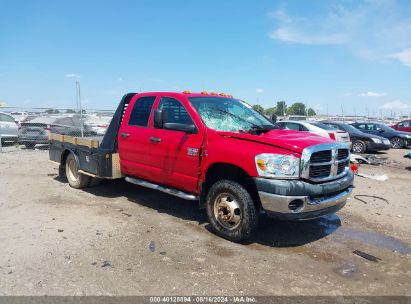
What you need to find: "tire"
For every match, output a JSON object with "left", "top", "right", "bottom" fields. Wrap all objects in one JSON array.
[
  {"left": 390, "top": 137, "right": 404, "bottom": 149},
  {"left": 24, "top": 143, "right": 34, "bottom": 149},
  {"left": 206, "top": 180, "right": 258, "bottom": 243},
  {"left": 65, "top": 153, "right": 90, "bottom": 189},
  {"left": 352, "top": 140, "right": 366, "bottom": 153}
]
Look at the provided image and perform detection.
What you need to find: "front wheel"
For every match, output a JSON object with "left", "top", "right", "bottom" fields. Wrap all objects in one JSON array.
[
  {"left": 206, "top": 180, "right": 258, "bottom": 243},
  {"left": 352, "top": 140, "right": 366, "bottom": 153},
  {"left": 65, "top": 153, "right": 90, "bottom": 189},
  {"left": 390, "top": 137, "right": 404, "bottom": 149}
]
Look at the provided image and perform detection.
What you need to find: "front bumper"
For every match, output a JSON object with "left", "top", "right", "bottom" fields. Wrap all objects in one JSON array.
[
  {"left": 254, "top": 170, "right": 354, "bottom": 220},
  {"left": 18, "top": 134, "right": 49, "bottom": 144},
  {"left": 366, "top": 141, "right": 391, "bottom": 151}
]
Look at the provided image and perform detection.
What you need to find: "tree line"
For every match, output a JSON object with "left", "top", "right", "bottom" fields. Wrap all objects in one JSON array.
[
  {"left": 45, "top": 109, "right": 87, "bottom": 114},
  {"left": 252, "top": 101, "right": 316, "bottom": 117}
]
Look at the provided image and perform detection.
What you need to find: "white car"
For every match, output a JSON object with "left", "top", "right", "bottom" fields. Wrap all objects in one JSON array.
[
  {"left": 0, "top": 112, "right": 18, "bottom": 143},
  {"left": 84, "top": 116, "right": 112, "bottom": 136},
  {"left": 277, "top": 120, "right": 352, "bottom": 147}
]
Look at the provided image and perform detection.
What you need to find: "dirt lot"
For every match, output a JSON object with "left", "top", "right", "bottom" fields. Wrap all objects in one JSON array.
[{"left": 0, "top": 147, "right": 410, "bottom": 296}]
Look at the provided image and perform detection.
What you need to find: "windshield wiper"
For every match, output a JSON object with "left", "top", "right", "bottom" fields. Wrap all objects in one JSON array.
[{"left": 208, "top": 107, "right": 271, "bottom": 133}]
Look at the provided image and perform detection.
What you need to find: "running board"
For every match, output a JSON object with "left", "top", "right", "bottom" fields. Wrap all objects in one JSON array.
[{"left": 125, "top": 176, "right": 199, "bottom": 201}]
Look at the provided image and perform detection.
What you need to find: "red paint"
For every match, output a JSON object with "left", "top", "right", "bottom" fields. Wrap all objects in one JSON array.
[
  {"left": 390, "top": 120, "right": 411, "bottom": 133},
  {"left": 118, "top": 92, "right": 335, "bottom": 194}
]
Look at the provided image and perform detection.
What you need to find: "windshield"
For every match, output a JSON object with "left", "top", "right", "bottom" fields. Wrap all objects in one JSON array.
[
  {"left": 310, "top": 122, "right": 339, "bottom": 131},
  {"left": 189, "top": 97, "right": 276, "bottom": 132},
  {"left": 341, "top": 124, "right": 363, "bottom": 133},
  {"left": 377, "top": 123, "right": 395, "bottom": 131}
]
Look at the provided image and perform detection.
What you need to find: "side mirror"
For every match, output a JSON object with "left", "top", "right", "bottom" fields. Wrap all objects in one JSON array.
[
  {"left": 270, "top": 114, "right": 277, "bottom": 123},
  {"left": 153, "top": 109, "right": 168, "bottom": 128},
  {"left": 163, "top": 123, "right": 197, "bottom": 134}
]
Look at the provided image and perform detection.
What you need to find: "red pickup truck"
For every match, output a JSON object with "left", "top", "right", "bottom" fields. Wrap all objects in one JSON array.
[{"left": 49, "top": 92, "right": 353, "bottom": 242}]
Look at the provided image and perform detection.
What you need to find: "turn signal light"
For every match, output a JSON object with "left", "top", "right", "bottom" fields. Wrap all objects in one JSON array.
[
  {"left": 200, "top": 91, "right": 208, "bottom": 95},
  {"left": 210, "top": 92, "right": 218, "bottom": 96},
  {"left": 182, "top": 90, "right": 191, "bottom": 94},
  {"left": 256, "top": 159, "right": 265, "bottom": 171},
  {"left": 219, "top": 93, "right": 226, "bottom": 96}
]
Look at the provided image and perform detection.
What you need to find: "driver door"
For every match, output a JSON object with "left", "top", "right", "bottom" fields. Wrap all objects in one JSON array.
[{"left": 148, "top": 96, "right": 204, "bottom": 193}]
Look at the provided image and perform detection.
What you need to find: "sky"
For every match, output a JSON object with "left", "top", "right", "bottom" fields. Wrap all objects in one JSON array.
[{"left": 1, "top": 0, "right": 411, "bottom": 116}]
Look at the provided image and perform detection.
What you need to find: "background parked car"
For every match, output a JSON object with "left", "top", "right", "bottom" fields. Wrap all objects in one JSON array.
[
  {"left": 18, "top": 116, "right": 96, "bottom": 148},
  {"left": 84, "top": 116, "right": 112, "bottom": 136},
  {"left": 390, "top": 119, "right": 411, "bottom": 133},
  {"left": 0, "top": 112, "right": 18, "bottom": 143},
  {"left": 277, "top": 120, "right": 351, "bottom": 147},
  {"left": 321, "top": 121, "right": 391, "bottom": 154},
  {"left": 351, "top": 122, "right": 411, "bottom": 149}
]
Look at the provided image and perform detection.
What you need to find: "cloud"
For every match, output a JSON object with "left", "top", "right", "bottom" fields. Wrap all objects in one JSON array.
[
  {"left": 256, "top": 88, "right": 264, "bottom": 93},
  {"left": 268, "top": 1, "right": 411, "bottom": 67},
  {"left": 380, "top": 99, "right": 410, "bottom": 109},
  {"left": 390, "top": 48, "right": 411, "bottom": 67},
  {"left": 269, "top": 28, "right": 345, "bottom": 45},
  {"left": 65, "top": 73, "right": 80, "bottom": 78},
  {"left": 358, "top": 91, "right": 387, "bottom": 97}
]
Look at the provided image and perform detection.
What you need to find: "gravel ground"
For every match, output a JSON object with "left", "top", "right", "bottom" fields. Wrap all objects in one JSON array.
[{"left": 0, "top": 146, "right": 410, "bottom": 296}]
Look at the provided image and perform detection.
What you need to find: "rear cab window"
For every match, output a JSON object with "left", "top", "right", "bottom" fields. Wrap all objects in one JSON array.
[{"left": 129, "top": 96, "right": 156, "bottom": 127}]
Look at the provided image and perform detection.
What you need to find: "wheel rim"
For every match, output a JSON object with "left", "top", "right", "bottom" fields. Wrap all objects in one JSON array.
[
  {"left": 213, "top": 193, "right": 242, "bottom": 230},
  {"left": 67, "top": 159, "right": 79, "bottom": 182},
  {"left": 352, "top": 142, "right": 364, "bottom": 153},
  {"left": 391, "top": 137, "right": 402, "bottom": 148}
]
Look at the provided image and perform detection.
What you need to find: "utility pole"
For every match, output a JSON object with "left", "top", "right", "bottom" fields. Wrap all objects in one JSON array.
[
  {"left": 76, "top": 81, "right": 84, "bottom": 137},
  {"left": 326, "top": 104, "right": 329, "bottom": 119},
  {"left": 341, "top": 105, "right": 344, "bottom": 121}
]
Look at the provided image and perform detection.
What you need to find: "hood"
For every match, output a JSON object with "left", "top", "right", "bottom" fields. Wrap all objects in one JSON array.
[
  {"left": 216, "top": 129, "right": 332, "bottom": 153},
  {"left": 396, "top": 131, "right": 411, "bottom": 137}
]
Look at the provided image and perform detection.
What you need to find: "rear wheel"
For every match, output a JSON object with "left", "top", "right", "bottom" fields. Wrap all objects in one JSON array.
[
  {"left": 24, "top": 143, "right": 34, "bottom": 149},
  {"left": 352, "top": 140, "right": 366, "bottom": 153},
  {"left": 206, "top": 180, "right": 258, "bottom": 243},
  {"left": 65, "top": 153, "right": 90, "bottom": 188},
  {"left": 390, "top": 137, "right": 404, "bottom": 149}
]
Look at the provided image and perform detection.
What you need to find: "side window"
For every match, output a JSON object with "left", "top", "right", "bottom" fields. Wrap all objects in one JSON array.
[
  {"left": 367, "top": 124, "right": 377, "bottom": 131},
  {"left": 284, "top": 123, "right": 300, "bottom": 131},
  {"left": 129, "top": 96, "right": 156, "bottom": 127},
  {"left": 0, "top": 113, "right": 15, "bottom": 122},
  {"left": 158, "top": 97, "right": 193, "bottom": 125},
  {"left": 299, "top": 124, "right": 309, "bottom": 131},
  {"left": 356, "top": 124, "right": 366, "bottom": 130},
  {"left": 399, "top": 121, "right": 410, "bottom": 127}
]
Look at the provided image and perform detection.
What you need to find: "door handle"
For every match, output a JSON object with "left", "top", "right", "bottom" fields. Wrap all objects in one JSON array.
[
  {"left": 121, "top": 132, "right": 129, "bottom": 138},
  {"left": 150, "top": 137, "right": 161, "bottom": 143}
]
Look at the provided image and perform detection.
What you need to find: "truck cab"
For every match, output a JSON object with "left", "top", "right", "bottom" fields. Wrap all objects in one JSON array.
[{"left": 49, "top": 92, "right": 354, "bottom": 242}]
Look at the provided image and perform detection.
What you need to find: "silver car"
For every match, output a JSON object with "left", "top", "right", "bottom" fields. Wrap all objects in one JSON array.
[
  {"left": 18, "top": 115, "right": 96, "bottom": 148},
  {"left": 0, "top": 112, "right": 18, "bottom": 144}
]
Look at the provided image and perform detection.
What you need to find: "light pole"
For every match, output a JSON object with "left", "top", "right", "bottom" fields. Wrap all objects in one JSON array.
[{"left": 76, "top": 81, "right": 84, "bottom": 137}]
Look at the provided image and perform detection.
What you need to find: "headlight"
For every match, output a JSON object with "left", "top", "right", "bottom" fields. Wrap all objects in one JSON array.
[
  {"left": 371, "top": 138, "right": 382, "bottom": 143},
  {"left": 255, "top": 154, "right": 300, "bottom": 178},
  {"left": 404, "top": 135, "right": 411, "bottom": 139}
]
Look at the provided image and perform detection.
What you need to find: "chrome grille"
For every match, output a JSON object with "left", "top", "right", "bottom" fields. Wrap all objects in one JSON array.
[
  {"left": 310, "top": 150, "right": 332, "bottom": 163},
  {"left": 301, "top": 143, "right": 350, "bottom": 182}
]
